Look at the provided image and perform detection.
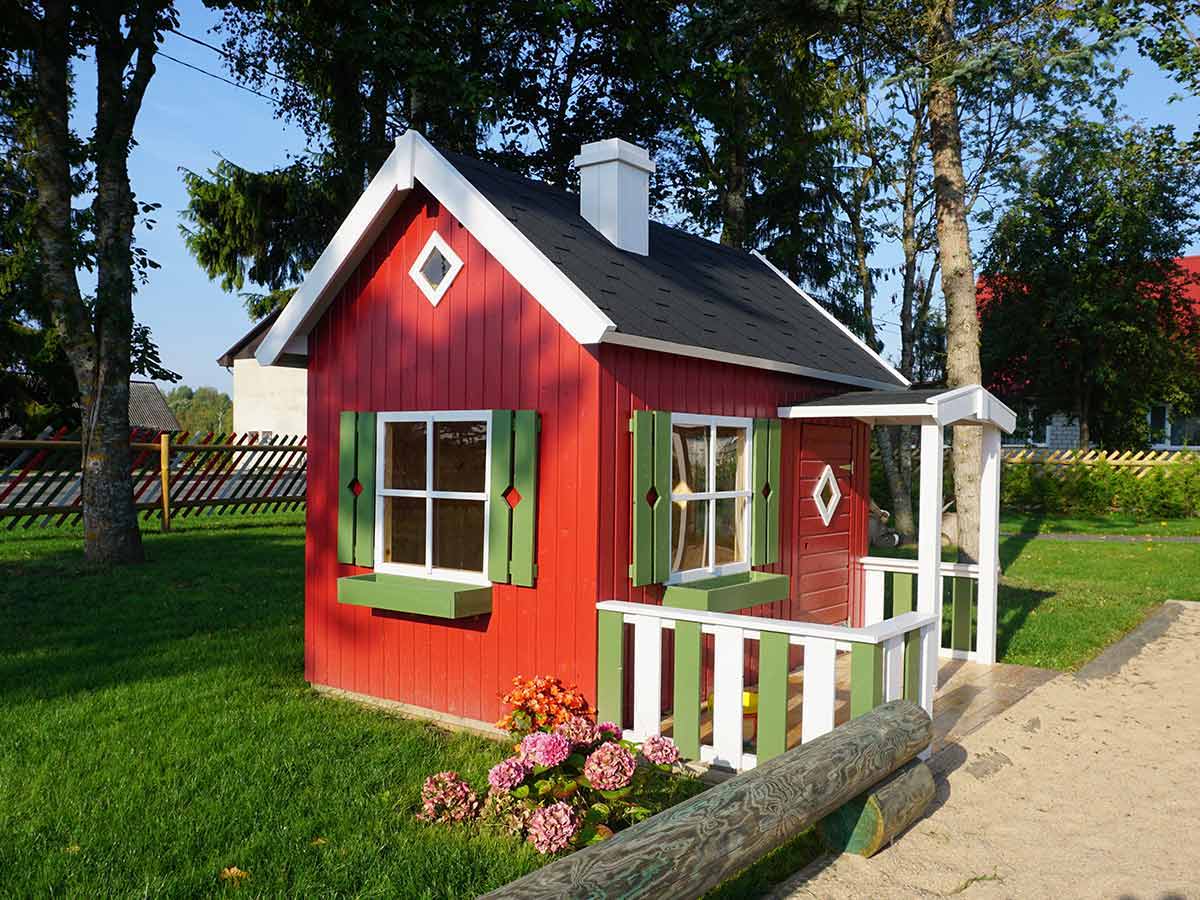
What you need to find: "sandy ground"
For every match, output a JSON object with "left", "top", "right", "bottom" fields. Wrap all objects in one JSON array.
[{"left": 773, "top": 601, "right": 1200, "bottom": 900}]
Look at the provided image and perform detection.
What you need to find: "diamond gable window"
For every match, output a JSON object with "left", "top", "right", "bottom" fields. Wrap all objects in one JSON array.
[
  {"left": 812, "top": 464, "right": 842, "bottom": 527},
  {"left": 409, "top": 231, "right": 464, "bottom": 306}
]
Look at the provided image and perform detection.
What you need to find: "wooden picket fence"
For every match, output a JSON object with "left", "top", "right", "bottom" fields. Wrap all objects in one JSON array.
[
  {"left": 999, "top": 448, "right": 1197, "bottom": 479},
  {"left": 0, "top": 429, "right": 307, "bottom": 530},
  {"left": 871, "top": 443, "right": 1197, "bottom": 480}
]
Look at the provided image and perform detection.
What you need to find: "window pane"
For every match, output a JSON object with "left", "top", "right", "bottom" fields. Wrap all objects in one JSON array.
[
  {"left": 671, "top": 499, "right": 709, "bottom": 572},
  {"left": 671, "top": 425, "right": 709, "bottom": 495},
  {"left": 384, "top": 421, "right": 425, "bottom": 490},
  {"left": 434, "top": 421, "right": 487, "bottom": 492},
  {"left": 433, "top": 499, "right": 485, "bottom": 572},
  {"left": 1171, "top": 415, "right": 1200, "bottom": 447},
  {"left": 715, "top": 427, "right": 746, "bottom": 491},
  {"left": 382, "top": 496, "right": 425, "bottom": 565},
  {"left": 715, "top": 497, "right": 747, "bottom": 565}
]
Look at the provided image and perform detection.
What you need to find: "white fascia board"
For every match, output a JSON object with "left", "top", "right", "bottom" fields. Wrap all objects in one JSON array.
[
  {"left": 257, "top": 131, "right": 615, "bottom": 366},
  {"left": 409, "top": 135, "right": 614, "bottom": 344},
  {"left": 777, "top": 403, "right": 933, "bottom": 423},
  {"left": 257, "top": 134, "right": 419, "bottom": 366},
  {"left": 603, "top": 332, "right": 905, "bottom": 391},
  {"left": 749, "top": 250, "right": 911, "bottom": 389},
  {"left": 927, "top": 385, "right": 1018, "bottom": 433}
]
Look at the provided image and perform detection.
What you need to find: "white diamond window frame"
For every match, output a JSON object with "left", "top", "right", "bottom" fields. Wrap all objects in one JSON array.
[
  {"left": 409, "top": 230, "right": 464, "bottom": 307},
  {"left": 812, "top": 464, "right": 842, "bottom": 527}
]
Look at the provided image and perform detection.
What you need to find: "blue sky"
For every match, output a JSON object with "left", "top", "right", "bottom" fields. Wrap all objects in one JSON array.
[{"left": 71, "top": 0, "right": 1200, "bottom": 393}]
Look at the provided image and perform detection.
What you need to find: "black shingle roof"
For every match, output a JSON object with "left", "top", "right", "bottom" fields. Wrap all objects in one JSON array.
[{"left": 442, "top": 150, "right": 905, "bottom": 389}]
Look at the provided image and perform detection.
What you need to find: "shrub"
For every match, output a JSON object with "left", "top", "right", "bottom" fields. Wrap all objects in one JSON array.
[
  {"left": 419, "top": 677, "right": 692, "bottom": 855},
  {"left": 1001, "top": 455, "right": 1200, "bottom": 518}
]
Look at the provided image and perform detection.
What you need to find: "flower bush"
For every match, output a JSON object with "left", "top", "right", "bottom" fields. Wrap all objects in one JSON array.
[
  {"left": 496, "top": 675, "right": 596, "bottom": 736},
  {"left": 417, "top": 676, "right": 692, "bottom": 856}
]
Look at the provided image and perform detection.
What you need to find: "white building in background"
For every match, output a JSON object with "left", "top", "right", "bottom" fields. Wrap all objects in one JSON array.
[{"left": 218, "top": 308, "right": 307, "bottom": 438}]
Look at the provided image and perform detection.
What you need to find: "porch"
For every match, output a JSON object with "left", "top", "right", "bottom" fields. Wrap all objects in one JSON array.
[{"left": 596, "top": 385, "right": 1020, "bottom": 771}]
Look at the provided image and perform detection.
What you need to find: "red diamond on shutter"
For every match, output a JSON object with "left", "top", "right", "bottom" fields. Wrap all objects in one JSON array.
[
  {"left": 348, "top": 478, "right": 363, "bottom": 497},
  {"left": 645, "top": 486, "right": 659, "bottom": 507},
  {"left": 502, "top": 486, "right": 522, "bottom": 509}
]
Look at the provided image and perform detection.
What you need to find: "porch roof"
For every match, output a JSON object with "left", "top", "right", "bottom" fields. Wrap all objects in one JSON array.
[{"left": 778, "top": 384, "right": 1016, "bottom": 433}]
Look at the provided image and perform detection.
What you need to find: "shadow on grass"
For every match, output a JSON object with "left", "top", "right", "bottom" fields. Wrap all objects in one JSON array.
[
  {"left": 0, "top": 525, "right": 305, "bottom": 701},
  {"left": 996, "top": 585, "right": 1055, "bottom": 662},
  {"left": 706, "top": 828, "right": 827, "bottom": 899}
]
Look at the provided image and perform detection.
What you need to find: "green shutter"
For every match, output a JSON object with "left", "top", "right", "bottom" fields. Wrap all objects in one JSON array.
[
  {"left": 629, "top": 410, "right": 671, "bottom": 586},
  {"left": 511, "top": 410, "right": 539, "bottom": 587},
  {"left": 752, "top": 418, "right": 781, "bottom": 565},
  {"left": 488, "top": 410, "right": 540, "bottom": 586},
  {"left": 652, "top": 411, "right": 671, "bottom": 583},
  {"left": 488, "top": 410, "right": 514, "bottom": 583},
  {"left": 337, "top": 411, "right": 375, "bottom": 568},
  {"left": 338, "top": 413, "right": 357, "bottom": 565}
]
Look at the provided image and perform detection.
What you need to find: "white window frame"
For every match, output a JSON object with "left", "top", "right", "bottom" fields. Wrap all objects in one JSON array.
[
  {"left": 667, "top": 413, "right": 754, "bottom": 585},
  {"left": 374, "top": 410, "right": 491, "bottom": 586},
  {"left": 409, "top": 231, "right": 464, "bottom": 307}
]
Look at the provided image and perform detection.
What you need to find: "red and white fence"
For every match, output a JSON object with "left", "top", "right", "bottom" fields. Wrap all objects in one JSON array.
[{"left": 0, "top": 429, "right": 307, "bottom": 529}]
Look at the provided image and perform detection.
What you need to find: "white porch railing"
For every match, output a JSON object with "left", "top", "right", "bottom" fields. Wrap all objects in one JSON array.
[
  {"left": 595, "top": 600, "right": 939, "bottom": 772},
  {"left": 860, "top": 555, "right": 997, "bottom": 664}
]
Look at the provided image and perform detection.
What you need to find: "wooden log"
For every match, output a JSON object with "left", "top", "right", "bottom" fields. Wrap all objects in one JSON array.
[
  {"left": 482, "top": 700, "right": 931, "bottom": 899},
  {"left": 817, "top": 759, "right": 935, "bottom": 858}
]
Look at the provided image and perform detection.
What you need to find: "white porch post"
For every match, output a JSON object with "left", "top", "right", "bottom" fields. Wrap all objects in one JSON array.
[
  {"left": 917, "top": 422, "right": 944, "bottom": 719},
  {"left": 976, "top": 425, "right": 1002, "bottom": 665}
]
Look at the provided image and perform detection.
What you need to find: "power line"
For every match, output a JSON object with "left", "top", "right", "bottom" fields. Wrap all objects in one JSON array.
[
  {"left": 169, "top": 28, "right": 293, "bottom": 89},
  {"left": 157, "top": 51, "right": 279, "bottom": 106}
]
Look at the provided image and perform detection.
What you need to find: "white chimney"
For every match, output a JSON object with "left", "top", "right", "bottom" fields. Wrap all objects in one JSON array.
[{"left": 572, "top": 138, "right": 655, "bottom": 255}]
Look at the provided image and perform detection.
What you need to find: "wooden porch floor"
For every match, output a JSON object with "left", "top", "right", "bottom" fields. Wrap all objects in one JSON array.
[{"left": 688, "top": 657, "right": 1057, "bottom": 758}]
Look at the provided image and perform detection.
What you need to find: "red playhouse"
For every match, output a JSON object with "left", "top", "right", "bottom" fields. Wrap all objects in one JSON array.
[{"left": 258, "top": 132, "right": 1012, "bottom": 769}]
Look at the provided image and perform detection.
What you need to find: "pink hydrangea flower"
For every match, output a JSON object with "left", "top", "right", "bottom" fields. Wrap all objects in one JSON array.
[
  {"left": 487, "top": 756, "right": 531, "bottom": 794},
  {"left": 596, "top": 721, "right": 622, "bottom": 741},
  {"left": 583, "top": 741, "right": 636, "bottom": 790},
  {"left": 553, "top": 715, "right": 600, "bottom": 748},
  {"left": 640, "top": 734, "right": 681, "bottom": 766},
  {"left": 526, "top": 801, "right": 579, "bottom": 854},
  {"left": 416, "top": 771, "right": 479, "bottom": 823},
  {"left": 481, "top": 791, "right": 534, "bottom": 838},
  {"left": 520, "top": 731, "right": 572, "bottom": 767}
]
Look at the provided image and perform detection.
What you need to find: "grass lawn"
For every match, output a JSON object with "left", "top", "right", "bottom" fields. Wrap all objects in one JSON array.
[
  {"left": 2, "top": 511, "right": 1194, "bottom": 896},
  {"left": 0, "top": 512, "right": 551, "bottom": 897},
  {"left": 995, "top": 534, "right": 1199, "bottom": 670},
  {"left": 1000, "top": 511, "right": 1200, "bottom": 537}
]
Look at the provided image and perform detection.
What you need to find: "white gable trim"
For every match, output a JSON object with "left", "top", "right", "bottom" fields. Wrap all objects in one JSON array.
[
  {"left": 749, "top": 250, "right": 911, "bottom": 389},
  {"left": 257, "top": 131, "right": 616, "bottom": 366},
  {"left": 603, "top": 332, "right": 906, "bottom": 391}
]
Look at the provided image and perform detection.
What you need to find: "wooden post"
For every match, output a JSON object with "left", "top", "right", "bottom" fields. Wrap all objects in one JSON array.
[
  {"left": 159, "top": 433, "right": 171, "bottom": 533},
  {"left": 481, "top": 700, "right": 932, "bottom": 900},
  {"left": 916, "top": 423, "right": 943, "bottom": 719},
  {"left": 818, "top": 760, "right": 935, "bottom": 857},
  {"left": 976, "top": 425, "right": 1002, "bottom": 664}
]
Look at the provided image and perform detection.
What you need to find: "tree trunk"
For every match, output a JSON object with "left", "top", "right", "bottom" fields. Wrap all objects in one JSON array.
[
  {"left": 926, "top": 10, "right": 983, "bottom": 563},
  {"left": 875, "top": 426, "right": 916, "bottom": 540},
  {"left": 719, "top": 50, "right": 750, "bottom": 249},
  {"left": 27, "top": 0, "right": 165, "bottom": 564}
]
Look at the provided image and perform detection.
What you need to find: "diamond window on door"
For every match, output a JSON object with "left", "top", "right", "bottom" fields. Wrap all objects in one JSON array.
[
  {"left": 409, "top": 231, "right": 464, "bottom": 306},
  {"left": 812, "top": 464, "right": 842, "bottom": 527}
]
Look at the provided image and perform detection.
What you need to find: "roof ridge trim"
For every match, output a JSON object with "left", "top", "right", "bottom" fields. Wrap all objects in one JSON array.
[
  {"left": 749, "top": 250, "right": 911, "bottom": 389},
  {"left": 256, "top": 131, "right": 615, "bottom": 366}
]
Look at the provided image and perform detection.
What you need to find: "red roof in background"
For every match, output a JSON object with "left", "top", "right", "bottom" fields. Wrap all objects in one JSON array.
[{"left": 1177, "top": 255, "right": 1200, "bottom": 315}]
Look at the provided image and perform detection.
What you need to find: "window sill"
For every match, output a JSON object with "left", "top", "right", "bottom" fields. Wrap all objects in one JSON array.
[
  {"left": 663, "top": 571, "right": 789, "bottom": 613},
  {"left": 337, "top": 573, "right": 492, "bottom": 619}
]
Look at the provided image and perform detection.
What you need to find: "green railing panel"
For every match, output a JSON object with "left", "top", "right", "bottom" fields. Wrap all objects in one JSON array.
[
  {"left": 597, "top": 611, "right": 625, "bottom": 725},
  {"left": 757, "top": 631, "right": 790, "bottom": 762},
  {"left": 951, "top": 576, "right": 974, "bottom": 652},
  {"left": 849, "top": 643, "right": 883, "bottom": 719},
  {"left": 672, "top": 620, "right": 702, "bottom": 760}
]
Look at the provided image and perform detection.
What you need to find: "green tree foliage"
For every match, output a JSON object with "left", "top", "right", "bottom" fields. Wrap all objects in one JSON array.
[
  {"left": 166, "top": 385, "right": 233, "bottom": 434},
  {"left": 1126, "top": 0, "right": 1200, "bottom": 105},
  {"left": 181, "top": 0, "right": 673, "bottom": 318},
  {"left": 981, "top": 121, "right": 1200, "bottom": 449},
  {"left": 0, "top": 36, "right": 178, "bottom": 436}
]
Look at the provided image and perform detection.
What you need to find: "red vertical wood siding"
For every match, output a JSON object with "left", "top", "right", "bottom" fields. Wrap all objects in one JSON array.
[
  {"left": 307, "top": 187, "right": 601, "bottom": 724},
  {"left": 595, "top": 344, "right": 864, "bottom": 625},
  {"left": 305, "top": 185, "right": 878, "bottom": 725}
]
